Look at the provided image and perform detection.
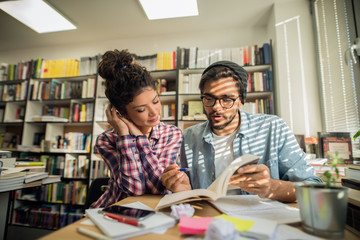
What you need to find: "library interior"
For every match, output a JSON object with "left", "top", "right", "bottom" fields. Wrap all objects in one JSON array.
[{"left": 0, "top": 0, "right": 360, "bottom": 239}]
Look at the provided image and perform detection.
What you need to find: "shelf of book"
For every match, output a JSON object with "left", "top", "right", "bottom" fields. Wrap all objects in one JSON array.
[{"left": 0, "top": 56, "right": 100, "bottom": 231}]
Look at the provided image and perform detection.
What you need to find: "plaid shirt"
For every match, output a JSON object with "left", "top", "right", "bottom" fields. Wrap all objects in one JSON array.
[{"left": 92, "top": 122, "right": 182, "bottom": 208}]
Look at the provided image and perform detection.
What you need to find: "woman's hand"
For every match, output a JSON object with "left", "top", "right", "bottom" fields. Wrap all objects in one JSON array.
[
  {"left": 120, "top": 117, "right": 143, "bottom": 136},
  {"left": 105, "top": 104, "right": 129, "bottom": 136},
  {"left": 161, "top": 164, "right": 192, "bottom": 192},
  {"left": 105, "top": 104, "right": 143, "bottom": 136}
]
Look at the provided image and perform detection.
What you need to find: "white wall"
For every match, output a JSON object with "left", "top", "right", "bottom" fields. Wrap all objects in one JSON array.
[
  {"left": 0, "top": 27, "right": 268, "bottom": 63},
  {"left": 273, "top": 0, "right": 322, "bottom": 137}
]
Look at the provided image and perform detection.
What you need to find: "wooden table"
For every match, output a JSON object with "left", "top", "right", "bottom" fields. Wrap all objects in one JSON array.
[{"left": 39, "top": 194, "right": 359, "bottom": 240}]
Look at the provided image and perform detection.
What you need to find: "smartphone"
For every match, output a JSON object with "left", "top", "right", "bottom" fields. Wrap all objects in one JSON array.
[{"left": 101, "top": 205, "right": 155, "bottom": 221}]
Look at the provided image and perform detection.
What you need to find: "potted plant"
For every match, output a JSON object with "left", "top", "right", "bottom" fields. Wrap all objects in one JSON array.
[{"left": 294, "top": 151, "right": 349, "bottom": 239}]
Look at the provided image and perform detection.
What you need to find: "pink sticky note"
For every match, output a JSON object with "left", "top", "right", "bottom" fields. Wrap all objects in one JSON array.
[{"left": 178, "top": 216, "right": 214, "bottom": 234}]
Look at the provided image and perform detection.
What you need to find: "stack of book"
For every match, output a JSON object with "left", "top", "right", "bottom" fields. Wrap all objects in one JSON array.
[
  {"left": 0, "top": 168, "right": 26, "bottom": 192},
  {"left": 342, "top": 164, "right": 360, "bottom": 190},
  {"left": 23, "top": 172, "right": 49, "bottom": 188},
  {"left": 341, "top": 164, "right": 360, "bottom": 237}
]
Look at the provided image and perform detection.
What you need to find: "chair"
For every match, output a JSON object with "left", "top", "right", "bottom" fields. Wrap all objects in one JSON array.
[{"left": 85, "top": 177, "right": 110, "bottom": 209}]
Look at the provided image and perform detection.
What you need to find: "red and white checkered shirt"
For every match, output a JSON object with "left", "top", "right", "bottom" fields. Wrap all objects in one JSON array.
[{"left": 92, "top": 122, "right": 182, "bottom": 208}]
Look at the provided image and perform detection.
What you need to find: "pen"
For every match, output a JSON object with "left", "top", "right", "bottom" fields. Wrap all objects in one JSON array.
[
  {"left": 77, "top": 227, "right": 112, "bottom": 240},
  {"left": 104, "top": 212, "right": 144, "bottom": 227},
  {"left": 179, "top": 168, "right": 191, "bottom": 172}
]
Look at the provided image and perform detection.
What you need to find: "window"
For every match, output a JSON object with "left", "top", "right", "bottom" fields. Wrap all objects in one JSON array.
[{"left": 312, "top": 0, "right": 360, "bottom": 153}]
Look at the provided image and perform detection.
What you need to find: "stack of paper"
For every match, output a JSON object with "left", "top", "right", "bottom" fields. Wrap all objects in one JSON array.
[
  {"left": 210, "top": 195, "right": 301, "bottom": 224},
  {"left": 86, "top": 202, "right": 175, "bottom": 240},
  {"left": 0, "top": 168, "right": 26, "bottom": 192}
]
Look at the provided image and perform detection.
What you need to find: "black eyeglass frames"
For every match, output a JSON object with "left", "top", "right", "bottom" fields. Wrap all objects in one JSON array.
[{"left": 200, "top": 95, "right": 239, "bottom": 109}]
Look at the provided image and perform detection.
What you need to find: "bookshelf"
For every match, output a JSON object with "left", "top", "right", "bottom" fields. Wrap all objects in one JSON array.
[
  {"left": 176, "top": 42, "right": 275, "bottom": 130},
  {"left": 0, "top": 79, "right": 29, "bottom": 150},
  {"left": 0, "top": 56, "right": 99, "bottom": 231}
]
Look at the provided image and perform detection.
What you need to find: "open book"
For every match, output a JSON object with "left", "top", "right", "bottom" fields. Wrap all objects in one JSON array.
[{"left": 155, "top": 154, "right": 259, "bottom": 210}]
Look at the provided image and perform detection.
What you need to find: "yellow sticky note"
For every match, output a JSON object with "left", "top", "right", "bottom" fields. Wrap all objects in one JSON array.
[{"left": 216, "top": 214, "right": 255, "bottom": 231}]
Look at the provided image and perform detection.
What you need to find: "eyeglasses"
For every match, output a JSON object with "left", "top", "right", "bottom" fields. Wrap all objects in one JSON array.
[{"left": 200, "top": 95, "right": 239, "bottom": 109}]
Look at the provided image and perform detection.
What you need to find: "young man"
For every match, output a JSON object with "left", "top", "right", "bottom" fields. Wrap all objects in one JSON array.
[{"left": 161, "top": 61, "right": 321, "bottom": 202}]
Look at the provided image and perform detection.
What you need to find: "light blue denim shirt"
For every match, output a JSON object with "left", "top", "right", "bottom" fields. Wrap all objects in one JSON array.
[{"left": 180, "top": 110, "right": 322, "bottom": 191}]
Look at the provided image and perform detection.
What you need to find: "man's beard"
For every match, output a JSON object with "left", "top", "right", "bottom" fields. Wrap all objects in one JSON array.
[{"left": 208, "top": 111, "right": 238, "bottom": 130}]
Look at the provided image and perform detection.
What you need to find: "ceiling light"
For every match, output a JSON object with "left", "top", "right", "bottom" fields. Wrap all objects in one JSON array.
[
  {"left": 0, "top": 0, "right": 76, "bottom": 34},
  {"left": 139, "top": 0, "right": 198, "bottom": 20}
]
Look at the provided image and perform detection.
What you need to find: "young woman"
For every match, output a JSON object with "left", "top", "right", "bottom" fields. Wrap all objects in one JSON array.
[{"left": 92, "top": 49, "right": 182, "bottom": 208}]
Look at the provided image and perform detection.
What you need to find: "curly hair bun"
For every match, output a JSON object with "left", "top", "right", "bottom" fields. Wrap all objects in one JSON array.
[
  {"left": 98, "top": 49, "right": 133, "bottom": 80},
  {"left": 97, "top": 49, "right": 155, "bottom": 116}
]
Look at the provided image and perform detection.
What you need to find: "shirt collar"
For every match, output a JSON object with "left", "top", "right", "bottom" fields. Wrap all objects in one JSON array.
[
  {"left": 149, "top": 122, "right": 161, "bottom": 140},
  {"left": 238, "top": 109, "right": 249, "bottom": 139}
]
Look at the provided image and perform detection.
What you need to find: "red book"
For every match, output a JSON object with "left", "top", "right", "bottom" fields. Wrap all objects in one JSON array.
[{"left": 73, "top": 103, "right": 79, "bottom": 122}]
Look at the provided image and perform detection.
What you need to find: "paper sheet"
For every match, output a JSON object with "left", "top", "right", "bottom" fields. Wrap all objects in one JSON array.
[{"left": 211, "top": 195, "right": 301, "bottom": 224}]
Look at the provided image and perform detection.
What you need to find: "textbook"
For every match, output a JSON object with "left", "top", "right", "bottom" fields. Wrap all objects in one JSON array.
[
  {"left": 155, "top": 154, "right": 259, "bottom": 210},
  {"left": 24, "top": 172, "right": 48, "bottom": 183},
  {"left": 86, "top": 203, "right": 175, "bottom": 240}
]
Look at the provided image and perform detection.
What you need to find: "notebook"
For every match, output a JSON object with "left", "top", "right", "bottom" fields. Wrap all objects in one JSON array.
[{"left": 86, "top": 202, "right": 175, "bottom": 240}]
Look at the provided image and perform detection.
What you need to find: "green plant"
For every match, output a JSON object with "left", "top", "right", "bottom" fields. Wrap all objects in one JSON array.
[
  {"left": 354, "top": 129, "right": 360, "bottom": 140},
  {"left": 323, "top": 151, "right": 344, "bottom": 188}
]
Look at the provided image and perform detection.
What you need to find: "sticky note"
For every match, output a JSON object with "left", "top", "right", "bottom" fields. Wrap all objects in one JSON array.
[
  {"left": 216, "top": 214, "right": 255, "bottom": 231},
  {"left": 178, "top": 216, "right": 214, "bottom": 234}
]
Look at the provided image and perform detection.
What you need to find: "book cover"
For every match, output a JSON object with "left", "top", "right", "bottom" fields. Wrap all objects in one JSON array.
[
  {"left": 263, "top": 43, "right": 271, "bottom": 65},
  {"left": 345, "top": 168, "right": 360, "bottom": 181},
  {"left": 187, "top": 101, "right": 203, "bottom": 117},
  {"left": 341, "top": 178, "right": 360, "bottom": 190},
  {"left": 155, "top": 154, "right": 259, "bottom": 210}
]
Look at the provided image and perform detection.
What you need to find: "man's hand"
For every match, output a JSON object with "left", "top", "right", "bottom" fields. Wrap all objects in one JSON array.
[
  {"left": 229, "top": 163, "right": 297, "bottom": 202},
  {"left": 161, "top": 164, "right": 191, "bottom": 192},
  {"left": 229, "top": 164, "right": 272, "bottom": 198}
]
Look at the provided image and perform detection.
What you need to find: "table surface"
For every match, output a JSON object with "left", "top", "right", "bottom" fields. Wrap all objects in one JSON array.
[{"left": 39, "top": 194, "right": 359, "bottom": 240}]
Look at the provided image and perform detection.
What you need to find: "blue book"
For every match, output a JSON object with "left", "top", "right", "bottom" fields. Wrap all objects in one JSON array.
[{"left": 263, "top": 43, "right": 271, "bottom": 65}]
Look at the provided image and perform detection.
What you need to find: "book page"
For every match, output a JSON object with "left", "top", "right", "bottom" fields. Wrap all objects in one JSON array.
[
  {"left": 207, "top": 154, "right": 259, "bottom": 197},
  {"left": 211, "top": 195, "right": 301, "bottom": 224},
  {"left": 156, "top": 188, "right": 217, "bottom": 210}
]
